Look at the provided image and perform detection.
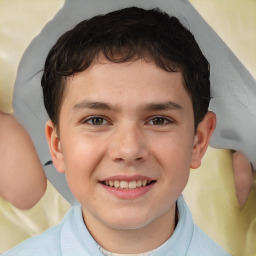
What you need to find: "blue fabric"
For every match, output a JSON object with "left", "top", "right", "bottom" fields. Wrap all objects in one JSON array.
[{"left": 3, "top": 196, "right": 230, "bottom": 256}]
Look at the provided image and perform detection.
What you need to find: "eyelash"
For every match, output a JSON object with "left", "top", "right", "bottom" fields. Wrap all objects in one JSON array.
[
  {"left": 82, "top": 115, "right": 173, "bottom": 126},
  {"left": 146, "top": 116, "right": 173, "bottom": 126},
  {"left": 82, "top": 116, "right": 110, "bottom": 126}
]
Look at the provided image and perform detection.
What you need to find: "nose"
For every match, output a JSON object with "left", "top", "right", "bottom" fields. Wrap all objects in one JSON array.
[{"left": 108, "top": 124, "right": 149, "bottom": 165}]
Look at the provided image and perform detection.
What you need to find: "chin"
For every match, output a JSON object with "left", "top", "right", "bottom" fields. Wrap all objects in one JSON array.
[
  {"left": 108, "top": 220, "right": 150, "bottom": 230},
  {"left": 103, "top": 211, "right": 155, "bottom": 230}
]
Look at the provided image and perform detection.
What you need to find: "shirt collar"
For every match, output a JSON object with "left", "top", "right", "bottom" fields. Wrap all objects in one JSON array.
[{"left": 61, "top": 195, "right": 194, "bottom": 256}]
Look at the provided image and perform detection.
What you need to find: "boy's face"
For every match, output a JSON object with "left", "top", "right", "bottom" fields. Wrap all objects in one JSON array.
[{"left": 46, "top": 58, "right": 215, "bottom": 236}]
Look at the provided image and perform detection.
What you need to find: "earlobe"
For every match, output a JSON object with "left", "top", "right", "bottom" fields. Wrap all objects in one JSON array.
[
  {"left": 45, "top": 120, "right": 65, "bottom": 173},
  {"left": 190, "top": 112, "right": 216, "bottom": 169}
]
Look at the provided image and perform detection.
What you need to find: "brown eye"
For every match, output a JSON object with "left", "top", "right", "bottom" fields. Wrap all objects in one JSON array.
[
  {"left": 91, "top": 117, "right": 104, "bottom": 125},
  {"left": 153, "top": 117, "right": 165, "bottom": 125},
  {"left": 85, "top": 116, "right": 108, "bottom": 125},
  {"left": 147, "top": 117, "right": 172, "bottom": 125}
]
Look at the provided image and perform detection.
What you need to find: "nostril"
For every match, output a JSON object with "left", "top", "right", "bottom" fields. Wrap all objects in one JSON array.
[
  {"left": 115, "top": 157, "right": 124, "bottom": 162},
  {"left": 109, "top": 142, "right": 149, "bottom": 163}
]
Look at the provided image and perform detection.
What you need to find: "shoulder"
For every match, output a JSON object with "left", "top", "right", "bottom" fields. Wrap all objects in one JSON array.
[
  {"left": 2, "top": 223, "right": 63, "bottom": 256},
  {"left": 186, "top": 224, "right": 231, "bottom": 256},
  {"left": 2, "top": 207, "right": 78, "bottom": 256},
  {"left": 175, "top": 196, "right": 231, "bottom": 256}
]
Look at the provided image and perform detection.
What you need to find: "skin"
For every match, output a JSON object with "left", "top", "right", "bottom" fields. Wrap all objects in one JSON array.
[
  {"left": 0, "top": 112, "right": 46, "bottom": 209},
  {"left": 46, "top": 58, "right": 216, "bottom": 254},
  {"left": 232, "top": 151, "right": 254, "bottom": 207}
]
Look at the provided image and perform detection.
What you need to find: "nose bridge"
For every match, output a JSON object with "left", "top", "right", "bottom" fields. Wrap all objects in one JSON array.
[{"left": 108, "top": 122, "right": 148, "bottom": 164}]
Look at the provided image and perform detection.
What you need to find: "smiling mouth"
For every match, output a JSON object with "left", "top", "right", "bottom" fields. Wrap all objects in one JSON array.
[{"left": 101, "top": 180, "right": 156, "bottom": 189}]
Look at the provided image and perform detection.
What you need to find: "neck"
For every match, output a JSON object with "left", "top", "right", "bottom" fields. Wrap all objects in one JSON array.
[{"left": 82, "top": 205, "right": 176, "bottom": 254}]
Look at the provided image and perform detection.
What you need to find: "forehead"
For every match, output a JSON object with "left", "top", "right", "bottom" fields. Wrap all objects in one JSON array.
[{"left": 61, "top": 59, "right": 191, "bottom": 113}]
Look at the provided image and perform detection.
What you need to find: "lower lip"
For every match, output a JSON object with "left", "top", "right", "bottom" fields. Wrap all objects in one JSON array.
[{"left": 101, "top": 182, "right": 155, "bottom": 199}]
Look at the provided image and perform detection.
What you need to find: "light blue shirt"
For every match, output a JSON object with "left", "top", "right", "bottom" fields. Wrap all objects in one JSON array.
[{"left": 3, "top": 196, "right": 230, "bottom": 256}]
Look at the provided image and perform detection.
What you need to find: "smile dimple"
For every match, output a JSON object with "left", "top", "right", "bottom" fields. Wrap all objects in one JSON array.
[{"left": 102, "top": 180, "right": 155, "bottom": 189}]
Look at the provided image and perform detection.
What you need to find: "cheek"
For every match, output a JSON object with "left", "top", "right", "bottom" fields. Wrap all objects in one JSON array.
[
  {"left": 150, "top": 133, "right": 194, "bottom": 166},
  {"left": 62, "top": 137, "right": 103, "bottom": 199},
  {"left": 62, "top": 135, "right": 103, "bottom": 176},
  {"left": 150, "top": 133, "right": 193, "bottom": 190}
]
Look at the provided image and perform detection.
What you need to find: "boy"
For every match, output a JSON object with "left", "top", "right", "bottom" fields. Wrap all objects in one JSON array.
[{"left": 3, "top": 7, "right": 230, "bottom": 255}]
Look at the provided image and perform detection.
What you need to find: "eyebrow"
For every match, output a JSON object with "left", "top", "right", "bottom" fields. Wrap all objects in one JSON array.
[
  {"left": 73, "top": 100, "right": 183, "bottom": 112},
  {"left": 139, "top": 102, "right": 183, "bottom": 112},
  {"left": 73, "top": 101, "right": 118, "bottom": 111}
]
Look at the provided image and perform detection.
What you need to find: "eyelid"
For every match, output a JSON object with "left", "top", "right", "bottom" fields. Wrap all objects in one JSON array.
[
  {"left": 145, "top": 115, "right": 174, "bottom": 125},
  {"left": 82, "top": 115, "right": 111, "bottom": 125}
]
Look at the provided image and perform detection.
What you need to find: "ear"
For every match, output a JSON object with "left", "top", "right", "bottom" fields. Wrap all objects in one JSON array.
[
  {"left": 45, "top": 120, "right": 65, "bottom": 173},
  {"left": 190, "top": 112, "right": 216, "bottom": 169}
]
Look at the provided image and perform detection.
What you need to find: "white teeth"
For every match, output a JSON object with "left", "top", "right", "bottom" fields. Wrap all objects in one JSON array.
[
  {"left": 120, "top": 181, "right": 128, "bottom": 189},
  {"left": 114, "top": 180, "right": 120, "bottom": 188},
  {"left": 129, "top": 180, "right": 137, "bottom": 189},
  {"left": 136, "top": 180, "right": 142, "bottom": 187},
  {"left": 104, "top": 179, "right": 153, "bottom": 189}
]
